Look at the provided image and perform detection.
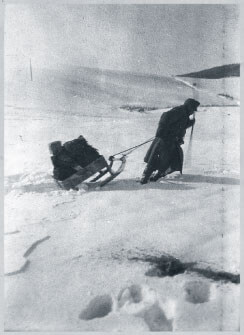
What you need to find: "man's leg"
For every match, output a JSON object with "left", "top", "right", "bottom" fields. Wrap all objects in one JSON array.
[
  {"left": 140, "top": 164, "right": 155, "bottom": 184},
  {"left": 150, "top": 145, "right": 174, "bottom": 181}
]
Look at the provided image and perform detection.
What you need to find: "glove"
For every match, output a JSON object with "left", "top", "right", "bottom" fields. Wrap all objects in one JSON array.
[
  {"left": 176, "top": 137, "right": 184, "bottom": 145},
  {"left": 178, "top": 138, "right": 184, "bottom": 145}
]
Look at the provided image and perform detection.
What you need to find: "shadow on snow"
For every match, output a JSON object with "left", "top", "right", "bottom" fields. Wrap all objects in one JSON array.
[
  {"left": 5, "top": 173, "right": 239, "bottom": 194},
  {"left": 179, "top": 174, "right": 239, "bottom": 185}
]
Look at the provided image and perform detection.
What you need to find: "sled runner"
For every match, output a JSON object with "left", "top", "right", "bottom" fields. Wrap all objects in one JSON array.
[
  {"left": 49, "top": 137, "right": 126, "bottom": 190},
  {"left": 55, "top": 155, "right": 126, "bottom": 190}
]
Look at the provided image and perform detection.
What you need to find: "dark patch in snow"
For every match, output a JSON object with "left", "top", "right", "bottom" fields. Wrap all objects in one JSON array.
[
  {"left": 79, "top": 294, "right": 113, "bottom": 320},
  {"left": 5, "top": 260, "right": 30, "bottom": 276},
  {"left": 179, "top": 174, "right": 239, "bottom": 186},
  {"left": 129, "top": 254, "right": 195, "bottom": 277},
  {"left": 23, "top": 236, "right": 51, "bottom": 258},
  {"left": 120, "top": 105, "right": 159, "bottom": 113},
  {"left": 4, "top": 230, "right": 20, "bottom": 235},
  {"left": 218, "top": 93, "right": 234, "bottom": 100},
  {"left": 191, "top": 267, "right": 240, "bottom": 284},
  {"left": 129, "top": 254, "right": 239, "bottom": 284},
  {"left": 184, "top": 281, "right": 210, "bottom": 304}
]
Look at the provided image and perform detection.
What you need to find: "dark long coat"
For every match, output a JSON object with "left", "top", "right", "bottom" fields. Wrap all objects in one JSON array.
[{"left": 144, "top": 105, "right": 195, "bottom": 175}]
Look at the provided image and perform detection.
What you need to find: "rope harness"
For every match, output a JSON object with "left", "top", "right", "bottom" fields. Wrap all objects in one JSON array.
[{"left": 109, "top": 137, "right": 155, "bottom": 161}]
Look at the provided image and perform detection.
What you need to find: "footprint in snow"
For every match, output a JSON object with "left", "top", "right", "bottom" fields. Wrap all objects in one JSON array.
[
  {"left": 183, "top": 280, "right": 211, "bottom": 304},
  {"left": 79, "top": 294, "right": 113, "bottom": 320},
  {"left": 79, "top": 284, "right": 174, "bottom": 331},
  {"left": 117, "top": 284, "right": 173, "bottom": 331},
  {"left": 117, "top": 284, "right": 143, "bottom": 308}
]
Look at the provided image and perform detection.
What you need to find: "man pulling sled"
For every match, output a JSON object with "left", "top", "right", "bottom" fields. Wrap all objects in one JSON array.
[
  {"left": 140, "top": 98, "right": 200, "bottom": 184},
  {"left": 49, "top": 98, "right": 200, "bottom": 189}
]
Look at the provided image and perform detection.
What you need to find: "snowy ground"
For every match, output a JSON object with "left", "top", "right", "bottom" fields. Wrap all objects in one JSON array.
[{"left": 4, "top": 98, "right": 240, "bottom": 331}]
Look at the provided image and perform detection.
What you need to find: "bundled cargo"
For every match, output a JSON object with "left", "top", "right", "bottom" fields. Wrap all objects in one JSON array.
[{"left": 49, "top": 135, "right": 126, "bottom": 190}]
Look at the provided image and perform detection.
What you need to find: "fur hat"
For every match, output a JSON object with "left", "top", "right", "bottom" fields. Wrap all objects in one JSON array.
[
  {"left": 184, "top": 98, "right": 200, "bottom": 112},
  {"left": 49, "top": 141, "right": 62, "bottom": 155}
]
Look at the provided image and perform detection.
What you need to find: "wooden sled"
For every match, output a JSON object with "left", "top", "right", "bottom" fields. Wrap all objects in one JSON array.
[{"left": 54, "top": 155, "right": 126, "bottom": 191}]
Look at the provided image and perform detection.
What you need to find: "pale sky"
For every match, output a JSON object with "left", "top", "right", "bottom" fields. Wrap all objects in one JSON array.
[{"left": 5, "top": 4, "right": 240, "bottom": 76}]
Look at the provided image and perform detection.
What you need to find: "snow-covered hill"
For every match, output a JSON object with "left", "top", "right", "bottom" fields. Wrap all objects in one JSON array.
[
  {"left": 175, "top": 76, "right": 240, "bottom": 105},
  {"left": 4, "top": 66, "right": 240, "bottom": 331},
  {"left": 5, "top": 64, "right": 239, "bottom": 115},
  {"left": 177, "top": 63, "right": 240, "bottom": 79}
]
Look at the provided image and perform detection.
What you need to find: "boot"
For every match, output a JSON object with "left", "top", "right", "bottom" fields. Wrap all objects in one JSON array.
[
  {"left": 140, "top": 166, "right": 154, "bottom": 184},
  {"left": 140, "top": 177, "right": 148, "bottom": 185},
  {"left": 140, "top": 172, "right": 150, "bottom": 184}
]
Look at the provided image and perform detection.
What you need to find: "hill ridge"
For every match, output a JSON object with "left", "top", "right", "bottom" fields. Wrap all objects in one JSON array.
[{"left": 176, "top": 63, "right": 240, "bottom": 79}]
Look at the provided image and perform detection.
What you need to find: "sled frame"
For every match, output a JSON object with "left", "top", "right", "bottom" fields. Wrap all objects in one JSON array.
[{"left": 55, "top": 155, "right": 126, "bottom": 190}]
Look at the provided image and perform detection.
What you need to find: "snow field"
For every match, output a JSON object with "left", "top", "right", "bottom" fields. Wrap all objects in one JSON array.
[{"left": 4, "top": 103, "right": 240, "bottom": 330}]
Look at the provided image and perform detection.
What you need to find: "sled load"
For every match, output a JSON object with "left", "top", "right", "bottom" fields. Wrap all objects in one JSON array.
[{"left": 49, "top": 135, "right": 126, "bottom": 190}]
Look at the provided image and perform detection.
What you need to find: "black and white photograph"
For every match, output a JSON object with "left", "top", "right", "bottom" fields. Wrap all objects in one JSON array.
[{"left": 4, "top": 2, "right": 240, "bottom": 332}]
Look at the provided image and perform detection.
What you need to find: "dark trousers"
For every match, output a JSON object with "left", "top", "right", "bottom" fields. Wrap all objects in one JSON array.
[{"left": 141, "top": 142, "right": 183, "bottom": 182}]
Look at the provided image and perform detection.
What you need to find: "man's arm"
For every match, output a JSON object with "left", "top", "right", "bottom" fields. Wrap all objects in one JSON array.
[
  {"left": 156, "top": 109, "right": 181, "bottom": 138},
  {"left": 186, "top": 116, "right": 195, "bottom": 129}
]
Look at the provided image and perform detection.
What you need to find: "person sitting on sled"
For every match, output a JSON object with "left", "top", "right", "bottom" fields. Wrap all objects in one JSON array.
[
  {"left": 140, "top": 98, "right": 200, "bottom": 184},
  {"left": 49, "top": 136, "right": 101, "bottom": 181},
  {"left": 49, "top": 141, "right": 82, "bottom": 181}
]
